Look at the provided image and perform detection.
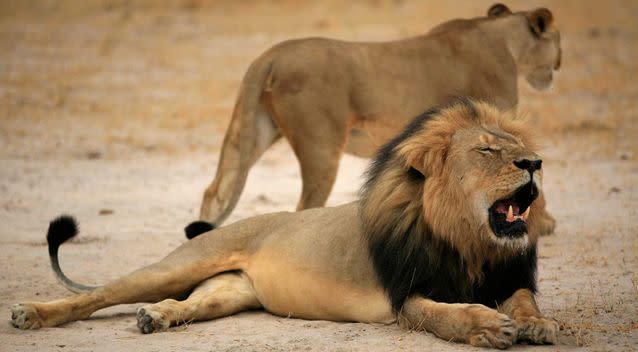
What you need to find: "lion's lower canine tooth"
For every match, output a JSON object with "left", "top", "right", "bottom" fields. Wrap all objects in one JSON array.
[{"left": 522, "top": 207, "right": 531, "bottom": 221}]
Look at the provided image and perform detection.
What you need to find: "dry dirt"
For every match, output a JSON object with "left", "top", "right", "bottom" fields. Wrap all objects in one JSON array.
[{"left": 1, "top": 1, "right": 637, "bottom": 351}]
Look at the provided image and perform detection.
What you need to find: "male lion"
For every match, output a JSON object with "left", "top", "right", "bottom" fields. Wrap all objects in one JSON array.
[
  {"left": 192, "top": 3, "right": 561, "bottom": 235},
  {"left": 12, "top": 100, "right": 558, "bottom": 349}
]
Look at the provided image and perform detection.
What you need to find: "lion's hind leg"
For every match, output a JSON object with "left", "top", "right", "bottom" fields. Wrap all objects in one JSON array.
[
  {"left": 11, "top": 234, "right": 244, "bottom": 330},
  {"left": 136, "top": 271, "right": 261, "bottom": 333},
  {"left": 399, "top": 296, "right": 516, "bottom": 349}
]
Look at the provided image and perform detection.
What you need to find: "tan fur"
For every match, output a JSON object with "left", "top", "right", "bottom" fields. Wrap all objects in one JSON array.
[
  {"left": 12, "top": 101, "right": 557, "bottom": 348},
  {"left": 199, "top": 4, "right": 561, "bottom": 229}
]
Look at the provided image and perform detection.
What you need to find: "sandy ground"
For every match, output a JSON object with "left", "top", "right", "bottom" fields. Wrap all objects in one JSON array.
[{"left": 1, "top": 1, "right": 637, "bottom": 351}]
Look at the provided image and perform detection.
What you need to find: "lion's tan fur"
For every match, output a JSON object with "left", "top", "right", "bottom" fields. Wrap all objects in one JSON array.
[
  {"left": 12, "top": 100, "right": 558, "bottom": 348},
  {"left": 197, "top": 4, "right": 562, "bottom": 228}
]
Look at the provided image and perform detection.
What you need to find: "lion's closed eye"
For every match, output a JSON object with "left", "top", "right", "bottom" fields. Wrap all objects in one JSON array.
[{"left": 476, "top": 146, "right": 499, "bottom": 154}]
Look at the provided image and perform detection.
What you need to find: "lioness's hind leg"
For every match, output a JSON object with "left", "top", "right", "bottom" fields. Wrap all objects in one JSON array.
[
  {"left": 537, "top": 208, "right": 556, "bottom": 236},
  {"left": 268, "top": 90, "right": 349, "bottom": 211},
  {"left": 136, "top": 272, "right": 261, "bottom": 334},
  {"left": 536, "top": 191, "right": 556, "bottom": 236},
  {"left": 286, "top": 133, "right": 345, "bottom": 210}
]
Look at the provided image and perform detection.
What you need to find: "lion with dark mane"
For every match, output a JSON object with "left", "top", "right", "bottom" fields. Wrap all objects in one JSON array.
[{"left": 12, "top": 100, "right": 558, "bottom": 349}]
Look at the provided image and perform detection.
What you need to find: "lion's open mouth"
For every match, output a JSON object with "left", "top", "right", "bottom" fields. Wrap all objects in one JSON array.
[{"left": 489, "top": 181, "right": 539, "bottom": 238}]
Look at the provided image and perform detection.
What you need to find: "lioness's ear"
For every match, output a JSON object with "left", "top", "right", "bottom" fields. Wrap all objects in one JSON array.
[
  {"left": 528, "top": 8, "right": 553, "bottom": 35},
  {"left": 487, "top": 3, "right": 511, "bottom": 17}
]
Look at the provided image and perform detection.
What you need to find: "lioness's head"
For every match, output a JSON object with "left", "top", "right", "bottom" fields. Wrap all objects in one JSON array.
[{"left": 487, "top": 3, "right": 561, "bottom": 90}]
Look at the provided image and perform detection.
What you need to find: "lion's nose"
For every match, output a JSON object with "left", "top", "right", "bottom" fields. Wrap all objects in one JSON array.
[{"left": 514, "top": 158, "right": 542, "bottom": 172}]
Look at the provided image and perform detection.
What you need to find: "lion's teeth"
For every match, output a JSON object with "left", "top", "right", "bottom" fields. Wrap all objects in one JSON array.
[
  {"left": 506, "top": 205, "right": 515, "bottom": 222},
  {"left": 522, "top": 207, "right": 531, "bottom": 221}
]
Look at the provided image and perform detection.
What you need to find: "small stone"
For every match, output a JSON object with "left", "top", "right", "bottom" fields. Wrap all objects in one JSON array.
[
  {"left": 99, "top": 209, "right": 114, "bottom": 215},
  {"left": 86, "top": 151, "right": 102, "bottom": 160}
]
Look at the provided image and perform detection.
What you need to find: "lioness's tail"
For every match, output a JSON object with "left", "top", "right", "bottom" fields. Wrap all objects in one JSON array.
[
  {"left": 190, "top": 55, "right": 281, "bottom": 239},
  {"left": 47, "top": 215, "right": 99, "bottom": 293}
]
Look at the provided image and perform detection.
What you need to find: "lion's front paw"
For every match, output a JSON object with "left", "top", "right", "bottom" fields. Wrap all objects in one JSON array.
[
  {"left": 465, "top": 305, "right": 516, "bottom": 349},
  {"left": 136, "top": 307, "right": 170, "bottom": 334},
  {"left": 11, "top": 303, "right": 44, "bottom": 330},
  {"left": 517, "top": 316, "right": 558, "bottom": 344}
]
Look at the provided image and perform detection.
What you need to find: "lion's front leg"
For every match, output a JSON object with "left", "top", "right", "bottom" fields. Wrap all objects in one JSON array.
[
  {"left": 399, "top": 296, "right": 516, "bottom": 349},
  {"left": 498, "top": 289, "right": 558, "bottom": 344}
]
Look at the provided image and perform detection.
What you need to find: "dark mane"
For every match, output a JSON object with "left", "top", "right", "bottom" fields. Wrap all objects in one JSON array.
[{"left": 359, "top": 100, "right": 537, "bottom": 313}]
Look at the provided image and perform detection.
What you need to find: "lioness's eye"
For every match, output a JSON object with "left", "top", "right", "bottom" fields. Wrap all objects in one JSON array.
[{"left": 478, "top": 147, "right": 492, "bottom": 153}]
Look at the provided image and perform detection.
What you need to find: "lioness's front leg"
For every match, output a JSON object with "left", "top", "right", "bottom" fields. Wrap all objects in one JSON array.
[
  {"left": 498, "top": 289, "right": 558, "bottom": 344},
  {"left": 398, "top": 296, "right": 516, "bottom": 349},
  {"left": 535, "top": 192, "right": 556, "bottom": 236}
]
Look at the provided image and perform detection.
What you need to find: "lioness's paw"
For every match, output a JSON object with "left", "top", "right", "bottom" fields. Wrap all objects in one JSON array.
[
  {"left": 465, "top": 305, "right": 516, "bottom": 349},
  {"left": 517, "top": 316, "right": 558, "bottom": 344},
  {"left": 11, "top": 303, "right": 43, "bottom": 330},
  {"left": 136, "top": 307, "right": 170, "bottom": 334}
]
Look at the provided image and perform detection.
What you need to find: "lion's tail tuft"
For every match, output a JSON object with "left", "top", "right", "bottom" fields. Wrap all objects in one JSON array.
[
  {"left": 184, "top": 221, "right": 217, "bottom": 239},
  {"left": 47, "top": 215, "right": 99, "bottom": 293},
  {"left": 47, "top": 215, "right": 78, "bottom": 256}
]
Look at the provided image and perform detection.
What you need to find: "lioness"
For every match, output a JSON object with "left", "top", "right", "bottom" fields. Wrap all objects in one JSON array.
[
  {"left": 194, "top": 3, "right": 561, "bottom": 235},
  {"left": 12, "top": 100, "right": 558, "bottom": 349}
]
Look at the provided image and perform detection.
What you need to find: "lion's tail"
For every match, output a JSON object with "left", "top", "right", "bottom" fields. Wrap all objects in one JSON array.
[
  {"left": 47, "top": 215, "right": 99, "bottom": 293},
  {"left": 188, "top": 54, "right": 281, "bottom": 239}
]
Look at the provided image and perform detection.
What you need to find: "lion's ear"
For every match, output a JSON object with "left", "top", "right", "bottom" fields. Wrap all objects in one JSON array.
[
  {"left": 399, "top": 134, "right": 449, "bottom": 178},
  {"left": 400, "top": 143, "right": 426, "bottom": 176},
  {"left": 487, "top": 3, "right": 511, "bottom": 17},
  {"left": 528, "top": 8, "right": 553, "bottom": 35}
]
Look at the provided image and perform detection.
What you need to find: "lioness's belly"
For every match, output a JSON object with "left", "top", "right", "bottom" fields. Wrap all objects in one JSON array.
[{"left": 244, "top": 250, "right": 395, "bottom": 324}]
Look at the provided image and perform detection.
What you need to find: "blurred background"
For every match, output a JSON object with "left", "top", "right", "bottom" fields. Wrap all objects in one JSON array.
[
  {"left": 1, "top": 0, "right": 636, "bottom": 158},
  {"left": 1, "top": 1, "right": 636, "bottom": 350}
]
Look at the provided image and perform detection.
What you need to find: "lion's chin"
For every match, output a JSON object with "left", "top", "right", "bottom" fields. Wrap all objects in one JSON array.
[{"left": 490, "top": 232, "right": 529, "bottom": 252}]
